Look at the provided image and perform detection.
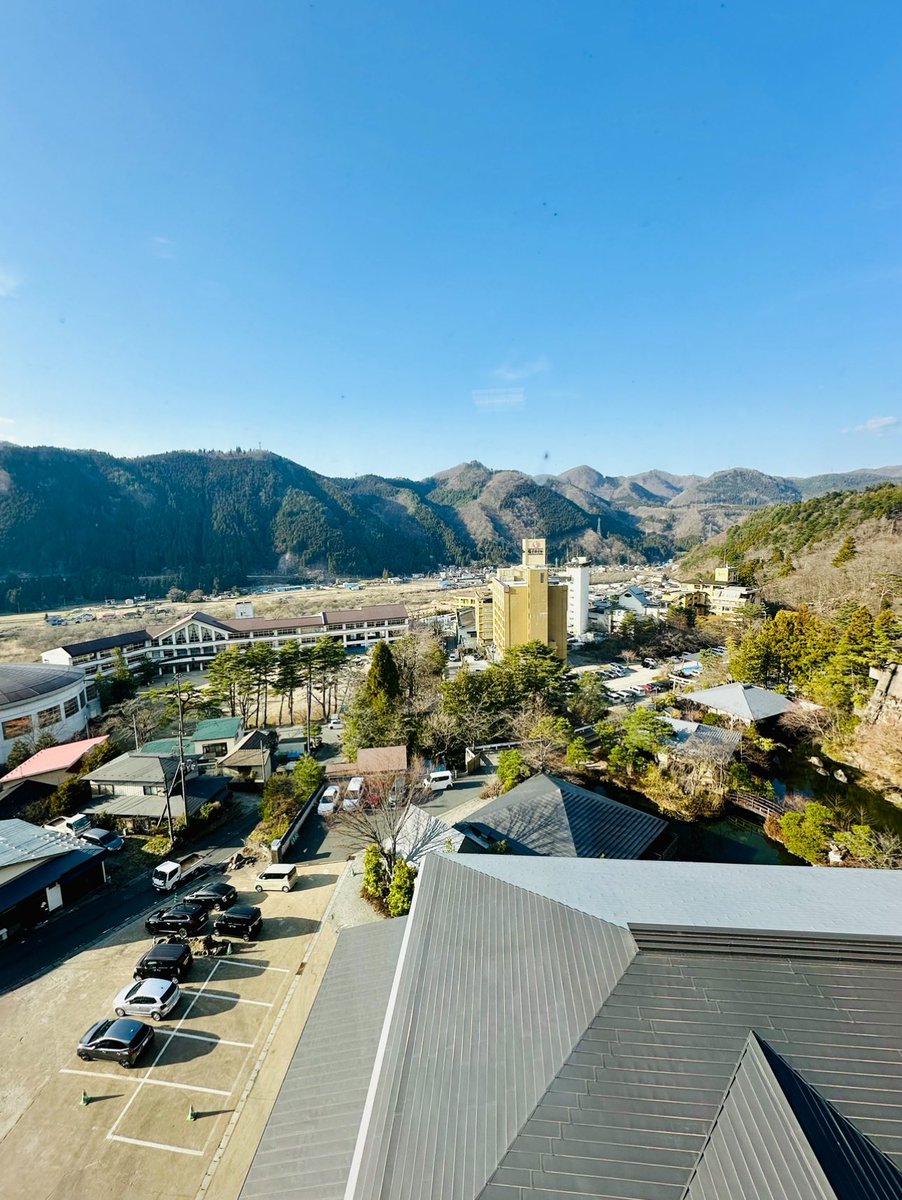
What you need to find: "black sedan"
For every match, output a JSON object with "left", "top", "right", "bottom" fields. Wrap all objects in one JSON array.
[
  {"left": 145, "top": 903, "right": 208, "bottom": 938},
  {"left": 213, "top": 904, "right": 262, "bottom": 942},
  {"left": 184, "top": 880, "right": 238, "bottom": 912},
  {"left": 77, "top": 1018, "right": 155, "bottom": 1067}
]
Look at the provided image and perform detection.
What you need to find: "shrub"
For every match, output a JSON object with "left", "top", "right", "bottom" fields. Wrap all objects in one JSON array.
[
  {"left": 361, "top": 843, "right": 388, "bottom": 901},
  {"left": 144, "top": 833, "right": 174, "bottom": 857},
  {"left": 497, "top": 748, "right": 529, "bottom": 793},
  {"left": 387, "top": 859, "right": 418, "bottom": 917},
  {"left": 780, "top": 802, "right": 836, "bottom": 864}
]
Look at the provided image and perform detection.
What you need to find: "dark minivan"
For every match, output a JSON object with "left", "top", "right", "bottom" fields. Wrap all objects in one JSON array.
[
  {"left": 213, "top": 904, "right": 262, "bottom": 942},
  {"left": 133, "top": 941, "right": 193, "bottom": 982}
]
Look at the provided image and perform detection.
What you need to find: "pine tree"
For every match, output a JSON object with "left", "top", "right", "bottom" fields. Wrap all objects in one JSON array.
[
  {"left": 832, "top": 535, "right": 857, "bottom": 567},
  {"left": 873, "top": 609, "right": 902, "bottom": 666}
]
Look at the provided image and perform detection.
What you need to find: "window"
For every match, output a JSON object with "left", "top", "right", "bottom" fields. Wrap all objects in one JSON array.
[
  {"left": 188, "top": 625, "right": 199, "bottom": 643},
  {"left": 85, "top": 682, "right": 98, "bottom": 701},
  {"left": 64, "top": 696, "right": 80, "bottom": 718},
  {"left": 201, "top": 627, "right": 212, "bottom": 642},
  {"left": 201, "top": 741, "right": 228, "bottom": 757},
  {"left": 79, "top": 692, "right": 86, "bottom": 709},
  {"left": 2, "top": 715, "right": 33, "bottom": 740},
  {"left": 143, "top": 785, "right": 163, "bottom": 795},
  {"left": 175, "top": 630, "right": 186, "bottom": 644},
  {"left": 38, "top": 704, "right": 61, "bottom": 728}
]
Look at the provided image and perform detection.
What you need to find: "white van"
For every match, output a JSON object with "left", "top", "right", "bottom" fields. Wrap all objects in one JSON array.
[
  {"left": 343, "top": 777, "right": 365, "bottom": 809},
  {"left": 422, "top": 769, "right": 454, "bottom": 794},
  {"left": 254, "top": 863, "right": 298, "bottom": 893}
]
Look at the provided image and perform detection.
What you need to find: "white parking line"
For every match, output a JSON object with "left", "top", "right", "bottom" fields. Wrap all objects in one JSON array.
[
  {"left": 61, "top": 1067, "right": 230, "bottom": 1097},
  {"left": 107, "top": 960, "right": 225, "bottom": 1141},
  {"left": 166, "top": 1029, "right": 254, "bottom": 1049},
  {"left": 184, "top": 988, "right": 272, "bottom": 1007},
  {"left": 214, "top": 960, "right": 289, "bottom": 973},
  {"left": 109, "top": 1134, "right": 203, "bottom": 1157}
]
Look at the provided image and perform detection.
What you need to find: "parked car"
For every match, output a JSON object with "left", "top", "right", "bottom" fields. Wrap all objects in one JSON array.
[
  {"left": 77, "top": 1018, "right": 155, "bottom": 1067},
  {"left": 254, "top": 863, "right": 297, "bottom": 893},
  {"left": 79, "top": 826, "right": 125, "bottom": 852},
  {"left": 213, "top": 904, "right": 262, "bottom": 942},
  {"left": 112, "top": 977, "right": 181, "bottom": 1022},
  {"left": 134, "top": 941, "right": 193, "bottom": 982},
  {"left": 318, "top": 785, "right": 340, "bottom": 815},
  {"left": 145, "top": 903, "right": 208, "bottom": 938},
  {"left": 184, "top": 881, "right": 238, "bottom": 912},
  {"left": 326, "top": 715, "right": 343, "bottom": 730},
  {"left": 422, "top": 769, "right": 454, "bottom": 793},
  {"left": 343, "top": 777, "right": 365, "bottom": 809}
]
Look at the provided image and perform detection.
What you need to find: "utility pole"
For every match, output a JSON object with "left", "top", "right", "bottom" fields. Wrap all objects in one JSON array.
[{"left": 175, "top": 673, "right": 189, "bottom": 828}]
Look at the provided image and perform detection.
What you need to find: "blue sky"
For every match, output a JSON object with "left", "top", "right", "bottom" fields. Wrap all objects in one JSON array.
[{"left": 1, "top": 1, "right": 900, "bottom": 481}]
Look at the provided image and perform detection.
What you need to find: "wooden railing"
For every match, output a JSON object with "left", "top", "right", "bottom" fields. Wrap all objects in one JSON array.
[{"left": 726, "top": 789, "right": 786, "bottom": 819}]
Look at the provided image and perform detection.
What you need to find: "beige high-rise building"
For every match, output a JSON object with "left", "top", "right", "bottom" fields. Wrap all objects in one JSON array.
[{"left": 489, "top": 538, "right": 568, "bottom": 660}]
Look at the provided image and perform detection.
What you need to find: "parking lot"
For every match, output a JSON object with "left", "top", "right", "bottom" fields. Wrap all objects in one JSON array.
[{"left": 0, "top": 860, "right": 340, "bottom": 1200}]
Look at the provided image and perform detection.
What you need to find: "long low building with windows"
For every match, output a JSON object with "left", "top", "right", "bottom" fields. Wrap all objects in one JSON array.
[{"left": 40, "top": 603, "right": 410, "bottom": 678}]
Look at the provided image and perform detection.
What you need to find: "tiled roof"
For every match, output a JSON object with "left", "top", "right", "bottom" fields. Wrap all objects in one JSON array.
[
  {"left": 660, "top": 717, "right": 741, "bottom": 764},
  {"left": 0, "top": 735, "right": 108, "bottom": 782},
  {"left": 458, "top": 773, "right": 668, "bottom": 859},
  {"left": 193, "top": 717, "right": 243, "bottom": 742},
  {"left": 83, "top": 751, "right": 179, "bottom": 786}
]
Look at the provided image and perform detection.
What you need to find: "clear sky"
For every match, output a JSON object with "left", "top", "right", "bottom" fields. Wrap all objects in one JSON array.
[{"left": 1, "top": 1, "right": 901, "bottom": 481}]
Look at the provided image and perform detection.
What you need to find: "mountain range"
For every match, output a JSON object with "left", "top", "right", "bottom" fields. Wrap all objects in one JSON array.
[{"left": 0, "top": 442, "right": 900, "bottom": 610}]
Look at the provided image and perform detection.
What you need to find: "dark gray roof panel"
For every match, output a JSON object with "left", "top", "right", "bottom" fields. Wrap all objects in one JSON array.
[
  {"left": 238, "top": 919, "right": 407, "bottom": 1200},
  {"left": 0, "top": 663, "right": 88, "bottom": 705},
  {"left": 682, "top": 1034, "right": 837, "bottom": 1200},
  {"left": 482, "top": 952, "right": 902, "bottom": 1199},
  {"left": 458, "top": 773, "right": 667, "bottom": 859},
  {"left": 346, "top": 854, "right": 637, "bottom": 1200}
]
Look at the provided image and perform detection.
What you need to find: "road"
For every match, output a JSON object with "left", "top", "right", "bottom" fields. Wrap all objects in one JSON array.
[{"left": 0, "top": 794, "right": 262, "bottom": 997}]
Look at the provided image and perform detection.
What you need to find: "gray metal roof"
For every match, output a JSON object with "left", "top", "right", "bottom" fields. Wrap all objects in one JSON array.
[
  {"left": 480, "top": 950, "right": 902, "bottom": 1199},
  {"left": 660, "top": 717, "right": 742, "bottom": 764},
  {"left": 0, "top": 663, "right": 87, "bottom": 706},
  {"left": 84, "top": 751, "right": 178, "bottom": 786},
  {"left": 683, "top": 683, "right": 794, "bottom": 722},
  {"left": 345, "top": 854, "right": 637, "bottom": 1200},
  {"left": 457, "top": 774, "right": 668, "bottom": 859},
  {"left": 238, "top": 920, "right": 407, "bottom": 1200},
  {"left": 0, "top": 818, "right": 74, "bottom": 868},
  {"left": 456, "top": 857, "right": 902, "bottom": 937}
]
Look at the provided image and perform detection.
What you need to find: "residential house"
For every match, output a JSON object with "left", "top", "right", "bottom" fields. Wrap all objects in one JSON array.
[
  {"left": 217, "top": 729, "right": 273, "bottom": 784},
  {"left": 81, "top": 752, "right": 228, "bottom": 828},
  {"left": 0, "top": 735, "right": 108, "bottom": 788}
]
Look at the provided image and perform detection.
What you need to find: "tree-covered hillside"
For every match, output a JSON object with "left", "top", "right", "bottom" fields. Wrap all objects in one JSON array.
[
  {"left": 0, "top": 446, "right": 646, "bottom": 610},
  {"left": 679, "top": 483, "right": 902, "bottom": 612}
]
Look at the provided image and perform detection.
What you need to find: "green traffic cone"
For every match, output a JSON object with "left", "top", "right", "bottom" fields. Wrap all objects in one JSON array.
[
  {"left": 81, "top": 1091, "right": 90, "bottom": 1107},
  {"left": 187, "top": 1104, "right": 197, "bottom": 1122},
  {"left": 226, "top": 940, "right": 232, "bottom": 956}
]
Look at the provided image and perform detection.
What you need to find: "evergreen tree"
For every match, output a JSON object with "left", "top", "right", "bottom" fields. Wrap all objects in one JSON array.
[
  {"left": 365, "top": 640, "right": 401, "bottom": 703},
  {"left": 832, "top": 535, "right": 857, "bottom": 567},
  {"left": 873, "top": 609, "right": 902, "bottom": 666},
  {"left": 813, "top": 606, "right": 875, "bottom": 711}
]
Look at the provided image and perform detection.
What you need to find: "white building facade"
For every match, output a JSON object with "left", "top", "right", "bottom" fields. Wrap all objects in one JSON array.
[
  {"left": 559, "top": 560, "right": 591, "bottom": 637},
  {"left": 41, "top": 604, "right": 410, "bottom": 678},
  {"left": 0, "top": 665, "right": 100, "bottom": 766}
]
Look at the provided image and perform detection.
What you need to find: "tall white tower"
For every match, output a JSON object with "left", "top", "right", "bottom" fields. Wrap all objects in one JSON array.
[{"left": 562, "top": 558, "right": 590, "bottom": 636}]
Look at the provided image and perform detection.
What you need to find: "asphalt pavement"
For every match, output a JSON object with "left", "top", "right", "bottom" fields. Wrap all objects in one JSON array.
[{"left": 0, "top": 794, "right": 262, "bottom": 996}]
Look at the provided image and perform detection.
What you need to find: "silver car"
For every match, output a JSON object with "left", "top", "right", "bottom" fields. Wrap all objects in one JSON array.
[{"left": 112, "top": 977, "right": 181, "bottom": 1022}]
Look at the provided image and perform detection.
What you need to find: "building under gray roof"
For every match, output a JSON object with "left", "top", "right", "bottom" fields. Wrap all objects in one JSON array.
[
  {"left": 56, "top": 629, "right": 151, "bottom": 657},
  {"left": 660, "top": 716, "right": 742, "bottom": 764},
  {"left": 84, "top": 751, "right": 180, "bottom": 787},
  {"left": 456, "top": 773, "right": 669, "bottom": 859},
  {"left": 0, "top": 663, "right": 88, "bottom": 707},
  {"left": 0, "top": 817, "right": 74, "bottom": 868},
  {"left": 239, "top": 855, "right": 902, "bottom": 1200},
  {"left": 683, "top": 682, "right": 795, "bottom": 723}
]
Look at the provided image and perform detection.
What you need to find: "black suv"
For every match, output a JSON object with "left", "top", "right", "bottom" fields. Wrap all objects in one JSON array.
[
  {"left": 145, "top": 903, "right": 208, "bottom": 937},
  {"left": 134, "top": 941, "right": 194, "bottom": 982},
  {"left": 213, "top": 904, "right": 262, "bottom": 942},
  {"left": 77, "top": 1018, "right": 155, "bottom": 1067},
  {"left": 184, "top": 881, "right": 238, "bottom": 912}
]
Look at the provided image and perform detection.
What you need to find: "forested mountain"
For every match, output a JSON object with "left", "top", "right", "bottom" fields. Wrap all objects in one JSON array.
[
  {"left": 678, "top": 483, "right": 902, "bottom": 613},
  {"left": 0, "top": 447, "right": 649, "bottom": 610},
  {"left": 544, "top": 463, "right": 902, "bottom": 543},
  {"left": 1, "top": 442, "right": 900, "bottom": 611}
]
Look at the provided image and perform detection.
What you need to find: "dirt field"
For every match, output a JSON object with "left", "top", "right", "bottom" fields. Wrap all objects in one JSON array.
[
  {"left": 0, "top": 579, "right": 459, "bottom": 665},
  {"left": 0, "top": 860, "right": 340, "bottom": 1200}
]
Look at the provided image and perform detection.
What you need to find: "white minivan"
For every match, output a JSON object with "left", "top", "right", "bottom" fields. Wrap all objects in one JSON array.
[
  {"left": 343, "top": 777, "right": 365, "bottom": 809},
  {"left": 422, "top": 769, "right": 454, "bottom": 793},
  {"left": 254, "top": 863, "right": 298, "bottom": 893}
]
